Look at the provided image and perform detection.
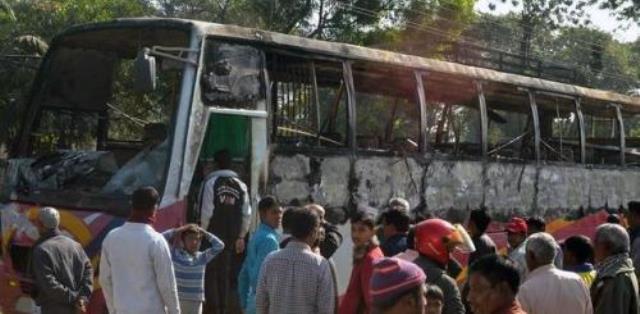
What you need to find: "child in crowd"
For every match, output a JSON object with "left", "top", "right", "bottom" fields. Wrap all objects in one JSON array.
[
  {"left": 339, "top": 208, "right": 384, "bottom": 314},
  {"left": 163, "top": 224, "right": 224, "bottom": 314},
  {"left": 425, "top": 284, "right": 444, "bottom": 314}
]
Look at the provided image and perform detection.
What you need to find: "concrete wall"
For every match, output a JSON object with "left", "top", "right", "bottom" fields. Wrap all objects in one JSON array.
[{"left": 268, "top": 153, "right": 640, "bottom": 222}]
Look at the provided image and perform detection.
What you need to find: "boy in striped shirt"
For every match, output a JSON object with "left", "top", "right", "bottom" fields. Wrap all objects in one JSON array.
[{"left": 163, "top": 224, "right": 225, "bottom": 314}]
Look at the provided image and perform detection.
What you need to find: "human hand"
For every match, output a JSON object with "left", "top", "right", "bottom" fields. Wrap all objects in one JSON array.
[{"left": 235, "top": 238, "right": 245, "bottom": 254}]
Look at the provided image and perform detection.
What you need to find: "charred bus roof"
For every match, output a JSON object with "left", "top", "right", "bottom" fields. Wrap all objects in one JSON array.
[{"left": 55, "top": 17, "right": 640, "bottom": 112}]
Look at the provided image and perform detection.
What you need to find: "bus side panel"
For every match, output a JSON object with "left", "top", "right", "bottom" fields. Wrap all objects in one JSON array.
[{"left": 0, "top": 200, "right": 186, "bottom": 314}]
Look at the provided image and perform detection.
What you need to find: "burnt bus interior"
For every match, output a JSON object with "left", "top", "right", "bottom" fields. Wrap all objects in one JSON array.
[
  {"left": 10, "top": 26, "right": 191, "bottom": 211},
  {"left": 264, "top": 45, "right": 640, "bottom": 167}
]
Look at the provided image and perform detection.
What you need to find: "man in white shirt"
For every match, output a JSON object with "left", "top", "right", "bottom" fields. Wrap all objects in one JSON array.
[
  {"left": 517, "top": 232, "right": 592, "bottom": 314},
  {"left": 99, "top": 187, "right": 180, "bottom": 314}
]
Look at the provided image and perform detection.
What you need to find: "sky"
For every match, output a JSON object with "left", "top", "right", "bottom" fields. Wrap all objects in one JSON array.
[{"left": 475, "top": 0, "right": 640, "bottom": 43}]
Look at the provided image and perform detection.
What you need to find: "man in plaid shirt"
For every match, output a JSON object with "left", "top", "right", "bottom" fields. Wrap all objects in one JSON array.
[{"left": 255, "top": 207, "right": 335, "bottom": 314}]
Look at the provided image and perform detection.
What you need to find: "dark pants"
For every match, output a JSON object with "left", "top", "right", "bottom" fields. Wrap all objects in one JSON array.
[{"left": 203, "top": 244, "right": 244, "bottom": 314}]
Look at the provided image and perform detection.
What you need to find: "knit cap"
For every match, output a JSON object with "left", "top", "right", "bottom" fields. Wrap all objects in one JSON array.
[{"left": 370, "top": 257, "right": 426, "bottom": 305}]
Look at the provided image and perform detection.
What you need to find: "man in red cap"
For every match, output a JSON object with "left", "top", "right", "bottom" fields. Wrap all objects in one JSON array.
[
  {"left": 370, "top": 258, "right": 427, "bottom": 314},
  {"left": 506, "top": 217, "right": 529, "bottom": 279}
]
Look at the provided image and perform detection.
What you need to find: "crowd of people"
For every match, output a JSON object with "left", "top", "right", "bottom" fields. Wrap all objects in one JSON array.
[{"left": 24, "top": 148, "right": 640, "bottom": 314}]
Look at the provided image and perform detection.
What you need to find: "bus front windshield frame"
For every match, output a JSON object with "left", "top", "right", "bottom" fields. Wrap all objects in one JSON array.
[{"left": 8, "top": 26, "right": 196, "bottom": 212}]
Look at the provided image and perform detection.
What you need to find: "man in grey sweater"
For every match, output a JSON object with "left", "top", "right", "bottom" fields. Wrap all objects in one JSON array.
[{"left": 30, "top": 207, "right": 93, "bottom": 314}]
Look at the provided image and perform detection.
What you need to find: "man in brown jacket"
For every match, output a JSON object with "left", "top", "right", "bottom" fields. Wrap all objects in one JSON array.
[{"left": 591, "top": 223, "right": 640, "bottom": 314}]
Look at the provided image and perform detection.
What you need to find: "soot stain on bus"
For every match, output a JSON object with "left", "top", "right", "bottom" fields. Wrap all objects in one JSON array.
[{"left": 268, "top": 154, "right": 640, "bottom": 224}]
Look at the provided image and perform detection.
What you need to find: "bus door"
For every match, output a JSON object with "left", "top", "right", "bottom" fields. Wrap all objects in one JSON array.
[
  {"left": 190, "top": 39, "right": 270, "bottom": 228},
  {"left": 192, "top": 111, "right": 267, "bottom": 314},
  {"left": 190, "top": 111, "right": 268, "bottom": 229}
]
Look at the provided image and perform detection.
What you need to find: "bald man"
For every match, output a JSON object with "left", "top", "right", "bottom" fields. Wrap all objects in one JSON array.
[{"left": 30, "top": 207, "right": 93, "bottom": 314}]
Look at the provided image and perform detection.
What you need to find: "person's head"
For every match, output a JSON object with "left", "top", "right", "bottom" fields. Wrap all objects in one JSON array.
[
  {"left": 562, "top": 235, "right": 594, "bottom": 268},
  {"left": 380, "top": 209, "right": 411, "bottom": 239},
  {"left": 606, "top": 214, "right": 621, "bottom": 224},
  {"left": 370, "top": 258, "right": 427, "bottom": 314},
  {"left": 425, "top": 285, "right": 444, "bottom": 314},
  {"left": 628, "top": 201, "right": 640, "bottom": 228},
  {"left": 214, "top": 149, "right": 232, "bottom": 170},
  {"left": 467, "top": 255, "right": 520, "bottom": 314},
  {"left": 468, "top": 209, "right": 492, "bottom": 237},
  {"left": 414, "top": 219, "right": 475, "bottom": 266},
  {"left": 506, "top": 217, "right": 528, "bottom": 249},
  {"left": 594, "top": 223, "right": 630, "bottom": 263},
  {"left": 36, "top": 207, "right": 60, "bottom": 234},
  {"left": 388, "top": 197, "right": 410, "bottom": 213},
  {"left": 526, "top": 216, "right": 546, "bottom": 235},
  {"left": 180, "top": 224, "right": 202, "bottom": 255},
  {"left": 259, "top": 196, "right": 283, "bottom": 229},
  {"left": 351, "top": 208, "right": 377, "bottom": 247},
  {"left": 305, "top": 203, "right": 326, "bottom": 222},
  {"left": 131, "top": 187, "right": 159, "bottom": 213},
  {"left": 525, "top": 232, "right": 557, "bottom": 271},
  {"left": 143, "top": 123, "right": 167, "bottom": 147},
  {"left": 281, "top": 207, "right": 295, "bottom": 234},
  {"left": 289, "top": 207, "right": 321, "bottom": 246}
]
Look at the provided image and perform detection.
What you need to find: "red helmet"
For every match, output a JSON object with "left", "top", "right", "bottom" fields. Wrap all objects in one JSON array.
[{"left": 414, "top": 218, "right": 475, "bottom": 265}]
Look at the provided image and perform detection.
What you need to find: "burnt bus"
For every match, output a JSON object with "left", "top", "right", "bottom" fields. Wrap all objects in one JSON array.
[{"left": 0, "top": 17, "right": 639, "bottom": 312}]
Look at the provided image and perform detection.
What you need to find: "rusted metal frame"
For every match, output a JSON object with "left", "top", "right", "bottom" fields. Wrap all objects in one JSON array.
[
  {"left": 414, "top": 70, "right": 428, "bottom": 153},
  {"left": 265, "top": 53, "right": 274, "bottom": 142},
  {"left": 204, "top": 28, "right": 639, "bottom": 107},
  {"left": 614, "top": 104, "right": 626, "bottom": 166},
  {"left": 310, "top": 61, "right": 321, "bottom": 140},
  {"left": 574, "top": 97, "right": 587, "bottom": 164},
  {"left": 476, "top": 81, "right": 489, "bottom": 159},
  {"left": 527, "top": 89, "right": 541, "bottom": 163},
  {"left": 343, "top": 61, "right": 357, "bottom": 152}
]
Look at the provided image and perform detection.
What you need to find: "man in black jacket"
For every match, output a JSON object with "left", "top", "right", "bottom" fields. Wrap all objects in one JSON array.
[{"left": 30, "top": 207, "right": 93, "bottom": 314}]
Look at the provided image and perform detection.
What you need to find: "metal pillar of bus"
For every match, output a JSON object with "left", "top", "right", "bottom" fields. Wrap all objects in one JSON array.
[
  {"left": 574, "top": 98, "right": 587, "bottom": 164},
  {"left": 527, "top": 90, "right": 541, "bottom": 164},
  {"left": 343, "top": 61, "right": 357, "bottom": 152},
  {"left": 614, "top": 104, "right": 626, "bottom": 166},
  {"left": 475, "top": 81, "right": 489, "bottom": 158},
  {"left": 414, "top": 71, "right": 428, "bottom": 153}
]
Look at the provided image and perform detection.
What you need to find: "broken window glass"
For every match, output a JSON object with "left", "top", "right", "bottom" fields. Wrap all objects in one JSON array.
[
  {"left": 582, "top": 104, "right": 621, "bottom": 165},
  {"left": 484, "top": 84, "right": 536, "bottom": 161},
  {"left": 536, "top": 96, "right": 581, "bottom": 163},
  {"left": 352, "top": 62, "right": 420, "bottom": 153},
  {"left": 420, "top": 73, "right": 482, "bottom": 158},
  {"left": 201, "top": 41, "right": 264, "bottom": 109},
  {"left": 18, "top": 29, "right": 187, "bottom": 200},
  {"left": 427, "top": 102, "right": 482, "bottom": 158},
  {"left": 623, "top": 112, "right": 640, "bottom": 167},
  {"left": 486, "top": 107, "right": 534, "bottom": 161},
  {"left": 268, "top": 53, "right": 347, "bottom": 148}
]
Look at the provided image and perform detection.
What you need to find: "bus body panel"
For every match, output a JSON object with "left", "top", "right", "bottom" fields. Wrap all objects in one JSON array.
[{"left": 0, "top": 201, "right": 186, "bottom": 313}]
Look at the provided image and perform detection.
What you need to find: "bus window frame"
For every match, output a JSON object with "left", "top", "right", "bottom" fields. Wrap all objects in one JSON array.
[
  {"left": 8, "top": 26, "right": 198, "bottom": 212},
  {"left": 192, "top": 35, "right": 639, "bottom": 169}
]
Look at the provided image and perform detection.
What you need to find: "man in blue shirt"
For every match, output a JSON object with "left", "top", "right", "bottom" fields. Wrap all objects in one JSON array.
[
  {"left": 162, "top": 224, "right": 225, "bottom": 314},
  {"left": 238, "top": 196, "right": 283, "bottom": 314}
]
